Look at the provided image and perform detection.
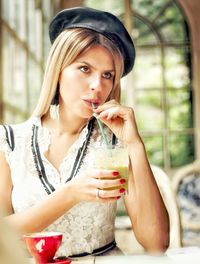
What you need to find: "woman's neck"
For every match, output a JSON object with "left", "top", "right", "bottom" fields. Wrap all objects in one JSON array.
[{"left": 42, "top": 111, "right": 89, "bottom": 136}]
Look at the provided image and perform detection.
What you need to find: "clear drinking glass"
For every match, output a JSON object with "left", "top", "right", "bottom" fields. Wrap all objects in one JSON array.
[{"left": 94, "top": 145, "right": 129, "bottom": 193}]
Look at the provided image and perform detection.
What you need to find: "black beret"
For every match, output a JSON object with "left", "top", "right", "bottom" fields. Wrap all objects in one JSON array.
[{"left": 49, "top": 7, "right": 135, "bottom": 76}]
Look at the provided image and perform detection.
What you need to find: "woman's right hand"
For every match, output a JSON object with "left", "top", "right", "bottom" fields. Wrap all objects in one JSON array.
[{"left": 69, "top": 169, "right": 126, "bottom": 204}]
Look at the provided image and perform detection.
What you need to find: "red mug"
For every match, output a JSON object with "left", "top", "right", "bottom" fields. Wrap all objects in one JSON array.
[{"left": 23, "top": 232, "right": 63, "bottom": 263}]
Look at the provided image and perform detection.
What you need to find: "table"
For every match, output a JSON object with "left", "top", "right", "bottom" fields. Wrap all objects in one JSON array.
[{"left": 29, "top": 246, "right": 200, "bottom": 264}]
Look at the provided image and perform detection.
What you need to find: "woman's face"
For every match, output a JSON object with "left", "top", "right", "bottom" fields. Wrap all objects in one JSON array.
[{"left": 58, "top": 44, "right": 115, "bottom": 119}]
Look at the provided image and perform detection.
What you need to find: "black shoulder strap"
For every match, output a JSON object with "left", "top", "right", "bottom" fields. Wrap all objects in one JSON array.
[
  {"left": 2, "top": 125, "right": 15, "bottom": 151},
  {"left": 112, "top": 134, "right": 117, "bottom": 146}
]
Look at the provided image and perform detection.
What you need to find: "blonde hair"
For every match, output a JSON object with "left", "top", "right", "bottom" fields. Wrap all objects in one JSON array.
[{"left": 32, "top": 28, "right": 124, "bottom": 117}]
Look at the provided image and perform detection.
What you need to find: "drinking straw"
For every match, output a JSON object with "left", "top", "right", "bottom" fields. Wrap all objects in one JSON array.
[{"left": 91, "top": 103, "right": 109, "bottom": 147}]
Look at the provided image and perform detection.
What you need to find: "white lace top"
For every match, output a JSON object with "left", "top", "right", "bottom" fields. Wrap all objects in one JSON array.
[{"left": 0, "top": 117, "right": 117, "bottom": 256}]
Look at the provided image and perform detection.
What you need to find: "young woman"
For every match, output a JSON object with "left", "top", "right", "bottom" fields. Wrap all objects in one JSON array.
[{"left": 0, "top": 7, "right": 169, "bottom": 257}]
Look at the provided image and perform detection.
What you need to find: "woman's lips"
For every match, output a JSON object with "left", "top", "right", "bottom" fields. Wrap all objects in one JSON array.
[{"left": 83, "top": 99, "right": 100, "bottom": 108}]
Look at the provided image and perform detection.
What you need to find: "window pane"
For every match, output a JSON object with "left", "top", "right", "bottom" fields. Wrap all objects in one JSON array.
[
  {"left": 160, "top": 22, "right": 186, "bottom": 43},
  {"left": 4, "top": 110, "right": 15, "bottom": 124},
  {"left": 1, "top": 0, "right": 52, "bottom": 124},
  {"left": 169, "top": 134, "right": 195, "bottom": 167},
  {"left": 134, "top": 17, "right": 158, "bottom": 45},
  {"left": 85, "top": 0, "right": 125, "bottom": 14},
  {"left": 27, "top": 0, "right": 37, "bottom": 52},
  {"left": 156, "top": 3, "right": 188, "bottom": 43},
  {"left": 133, "top": 48, "right": 162, "bottom": 89},
  {"left": 42, "top": 0, "right": 53, "bottom": 19},
  {"left": 167, "top": 89, "right": 193, "bottom": 130},
  {"left": 8, "top": 0, "right": 16, "bottom": 29},
  {"left": 13, "top": 47, "right": 27, "bottom": 111},
  {"left": 43, "top": 21, "right": 51, "bottom": 62},
  {"left": 132, "top": 0, "right": 167, "bottom": 20},
  {"left": 35, "top": 9, "right": 43, "bottom": 60},
  {"left": 2, "top": 0, "right": 9, "bottom": 22},
  {"left": 4, "top": 41, "right": 27, "bottom": 111},
  {"left": 15, "top": 0, "right": 26, "bottom": 40},
  {"left": 2, "top": 30, "right": 13, "bottom": 104},
  {"left": 142, "top": 136, "right": 164, "bottom": 167},
  {"left": 28, "top": 59, "right": 42, "bottom": 113},
  {"left": 4, "top": 108, "right": 27, "bottom": 124},
  {"left": 136, "top": 90, "right": 163, "bottom": 131},
  {"left": 165, "top": 47, "right": 190, "bottom": 89}
]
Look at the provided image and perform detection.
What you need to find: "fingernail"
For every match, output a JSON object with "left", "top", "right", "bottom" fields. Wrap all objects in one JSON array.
[
  {"left": 113, "top": 171, "right": 119, "bottom": 176},
  {"left": 120, "top": 179, "right": 126, "bottom": 184},
  {"left": 119, "top": 188, "right": 125, "bottom": 193}
]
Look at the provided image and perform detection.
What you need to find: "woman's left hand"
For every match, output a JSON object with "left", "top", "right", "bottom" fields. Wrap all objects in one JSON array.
[{"left": 93, "top": 100, "right": 141, "bottom": 145}]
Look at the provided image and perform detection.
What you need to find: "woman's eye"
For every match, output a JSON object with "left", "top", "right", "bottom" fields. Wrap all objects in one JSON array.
[
  {"left": 102, "top": 72, "right": 113, "bottom": 80},
  {"left": 80, "top": 66, "right": 90, "bottom": 73}
]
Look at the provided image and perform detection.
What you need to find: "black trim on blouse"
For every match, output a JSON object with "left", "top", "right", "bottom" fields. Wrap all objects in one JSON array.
[
  {"left": 3, "top": 118, "right": 117, "bottom": 196},
  {"left": 3, "top": 125, "right": 15, "bottom": 151},
  {"left": 31, "top": 118, "right": 95, "bottom": 195},
  {"left": 31, "top": 125, "right": 55, "bottom": 194}
]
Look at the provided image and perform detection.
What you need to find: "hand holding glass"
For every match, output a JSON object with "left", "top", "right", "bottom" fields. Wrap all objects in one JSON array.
[{"left": 94, "top": 146, "right": 129, "bottom": 193}]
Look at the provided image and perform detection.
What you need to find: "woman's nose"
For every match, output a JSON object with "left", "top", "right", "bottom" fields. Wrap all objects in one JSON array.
[{"left": 89, "top": 75, "right": 102, "bottom": 91}]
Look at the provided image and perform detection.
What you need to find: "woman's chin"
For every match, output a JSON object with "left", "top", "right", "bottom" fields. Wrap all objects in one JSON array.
[{"left": 78, "top": 110, "right": 93, "bottom": 120}]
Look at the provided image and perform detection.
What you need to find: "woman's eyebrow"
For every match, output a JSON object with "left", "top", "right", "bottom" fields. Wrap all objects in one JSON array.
[{"left": 76, "top": 60, "right": 115, "bottom": 73}]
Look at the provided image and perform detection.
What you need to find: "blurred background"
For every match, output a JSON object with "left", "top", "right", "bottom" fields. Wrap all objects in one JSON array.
[{"left": 0, "top": 0, "right": 200, "bottom": 253}]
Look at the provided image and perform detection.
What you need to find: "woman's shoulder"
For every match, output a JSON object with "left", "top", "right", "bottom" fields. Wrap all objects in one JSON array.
[
  {"left": 0, "top": 117, "right": 39, "bottom": 133},
  {"left": 0, "top": 117, "right": 39, "bottom": 150}
]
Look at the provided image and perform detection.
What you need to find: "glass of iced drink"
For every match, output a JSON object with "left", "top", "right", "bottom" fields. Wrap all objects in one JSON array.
[{"left": 94, "top": 145, "right": 129, "bottom": 193}]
